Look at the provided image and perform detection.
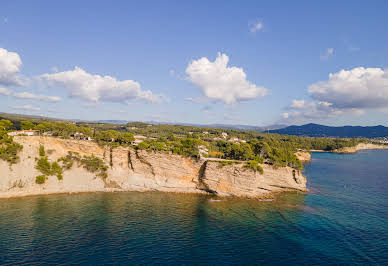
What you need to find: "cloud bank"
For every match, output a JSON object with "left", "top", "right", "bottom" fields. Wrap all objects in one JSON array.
[
  {"left": 283, "top": 67, "right": 388, "bottom": 123},
  {"left": 0, "top": 87, "right": 61, "bottom": 102},
  {"left": 186, "top": 53, "right": 268, "bottom": 104},
  {"left": 40, "top": 67, "right": 163, "bottom": 104}
]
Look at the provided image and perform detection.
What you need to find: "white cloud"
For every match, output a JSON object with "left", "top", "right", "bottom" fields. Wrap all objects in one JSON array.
[
  {"left": 282, "top": 100, "right": 343, "bottom": 122},
  {"left": 0, "top": 87, "right": 12, "bottom": 96},
  {"left": 282, "top": 67, "right": 388, "bottom": 123},
  {"left": 249, "top": 19, "right": 264, "bottom": 33},
  {"left": 320, "top": 48, "right": 334, "bottom": 61},
  {"left": 40, "top": 67, "right": 164, "bottom": 104},
  {"left": 308, "top": 67, "right": 388, "bottom": 109},
  {"left": 185, "top": 53, "right": 268, "bottom": 104},
  {"left": 0, "top": 47, "right": 23, "bottom": 86},
  {"left": 13, "top": 105, "right": 40, "bottom": 111},
  {"left": 13, "top": 92, "right": 61, "bottom": 102},
  {"left": 0, "top": 87, "right": 61, "bottom": 102}
]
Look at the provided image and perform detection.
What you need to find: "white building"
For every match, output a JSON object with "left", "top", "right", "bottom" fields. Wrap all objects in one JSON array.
[{"left": 8, "top": 130, "right": 39, "bottom": 136}]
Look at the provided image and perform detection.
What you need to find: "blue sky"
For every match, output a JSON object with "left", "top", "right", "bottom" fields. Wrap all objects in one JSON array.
[{"left": 1, "top": 0, "right": 388, "bottom": 126}]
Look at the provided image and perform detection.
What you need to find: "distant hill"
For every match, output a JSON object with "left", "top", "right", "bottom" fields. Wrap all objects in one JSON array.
[{"left": 270, "top": 123, "right": 388, "bottom": 138}]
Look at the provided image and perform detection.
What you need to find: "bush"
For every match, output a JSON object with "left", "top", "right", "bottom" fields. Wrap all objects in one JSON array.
[
  {"left": 58, "top": 152, "right": 108, "bottom": 179},
  {"left": 35, "top": 175, "right": 46, "bottom": 184},
  {"left": 35, "top": 157, "right": 52, "bottom": 176},
  {"left": 137, "top": 142, "right": 149, "bottom": 150},
  {"left": 39, "top": 145, "right": 45, "bottom": 157},
  {"left": 51, "top": 161, "right": 63, "bottom": 179},
  {"left": 244, "top": 160, "right": 264, "bottom": 174},
  {"left": 0, "top": 133, "right": 23, "bottom": 165}
]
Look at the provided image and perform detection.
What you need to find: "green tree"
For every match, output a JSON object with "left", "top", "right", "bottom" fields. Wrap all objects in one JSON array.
[
  {"left": 20, "top": 121, "right": 35, "bottom": 130},
  {"left": 117, "top": 132, "right": 135, "bottom": 144},
  {"left": 0, "top": 120, "right": 12, "bottom": 131}
]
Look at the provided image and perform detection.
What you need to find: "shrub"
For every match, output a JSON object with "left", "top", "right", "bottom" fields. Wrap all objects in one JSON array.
[
  {"left": 35, "top": 157, "right": 52, "bottom": 176},
  {"left": 244, "top": 160, "right": 264, "bottom": 174},
  {"left": 0, "top": 133, "right": 23, "bottom": 165},
  {"left": 137, "top": 142, "right": 149, "bottom": 150},
  {"left": 39, "top": 145, "right": 45, "bottom": 157},
  {"left": 57, "top": 152, "right": 75, "bottom": 170},
  {"left": 51, "top": 161, "right": 63, "bottom": 179},
  {"left": 35, "top": 175, "right": 46, "bottom": 184},
  {"left": 58, "top": 152, "right": 108, "bottom": 179},
  {"left": 208, "top": 151, "right": 224, "bottom": 158}
]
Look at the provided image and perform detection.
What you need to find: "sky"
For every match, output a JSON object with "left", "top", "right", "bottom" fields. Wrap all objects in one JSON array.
[{"left": 1, "top": 0, "right": 388, "bottom": 126}]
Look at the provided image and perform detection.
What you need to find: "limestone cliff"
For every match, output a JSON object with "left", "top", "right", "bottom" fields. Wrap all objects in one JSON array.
[{"left": 0, "top": 136, "right": 306, "bottom": 198}]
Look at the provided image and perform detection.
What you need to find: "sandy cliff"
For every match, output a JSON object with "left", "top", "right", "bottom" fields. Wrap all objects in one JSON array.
[{"left": 0, "top": 136, "right": 306, "bottom": 198}]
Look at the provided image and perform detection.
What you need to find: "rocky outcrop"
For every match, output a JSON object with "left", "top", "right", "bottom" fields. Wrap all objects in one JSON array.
[
  {"left": 0, "top": 136, "right": 307, "bottom": 198},
  {"left": 333, "top": 143, "right": 388, "bottom": 153},
  {"left": 295, "top": 151, "right": 311, "bottom": 162}
]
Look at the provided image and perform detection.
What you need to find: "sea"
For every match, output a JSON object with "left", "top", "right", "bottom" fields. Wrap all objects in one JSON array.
[{"left": 0, "top": 150, "right": 387, "bottom": 264}]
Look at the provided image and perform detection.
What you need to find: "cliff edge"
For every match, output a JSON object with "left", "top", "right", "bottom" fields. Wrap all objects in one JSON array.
[{"left": 0, "top": 136, "right": 306, "bottom": 198}]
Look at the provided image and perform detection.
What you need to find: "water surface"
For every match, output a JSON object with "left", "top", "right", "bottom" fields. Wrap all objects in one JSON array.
[{"left": 0, "top": 150, "right": 387, "bottom": 264}]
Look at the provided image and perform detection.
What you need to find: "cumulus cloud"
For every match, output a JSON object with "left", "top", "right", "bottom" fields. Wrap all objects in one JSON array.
[
  {"left": 249, "top": 19, "right": 264, "bottom": 33},
  {"left": 0, "top": 47, "right": 23, "bottom": 86},
  {"left": 185, "top": 53, "right": 268, "bottom": 104},
  {"left": 320, "top": 48, "right": 334, "bottom": 61},
  {"left": 308, "top": 67, "right": 388, "bottom": 109},
  {"left": 282, "top": 100, "right": 344, "bottom": 123},
  {"left": 283, "top": 67, "right": 388, "bottom": 123},
  {"left": 40, "top": 67, "right": 163, "bottom": 104},
  {"left": 13, "top": 105, "right": 40, "bottom": 111},
  {"left": 0, "top": 87, "right": 61, "bottom": 102}
]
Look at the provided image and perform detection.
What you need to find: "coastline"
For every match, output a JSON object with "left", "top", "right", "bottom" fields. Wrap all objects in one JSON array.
[
  {"left": 0, "top": 136, "right": 307, "bottom": 199},
  {"left": 310, "top": 143, "right": 388, "bottom": 154}
]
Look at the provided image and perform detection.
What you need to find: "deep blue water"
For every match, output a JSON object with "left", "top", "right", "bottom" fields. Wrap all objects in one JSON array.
[{"left": 0, "top": 150, "right": 387, "bottom": 265}]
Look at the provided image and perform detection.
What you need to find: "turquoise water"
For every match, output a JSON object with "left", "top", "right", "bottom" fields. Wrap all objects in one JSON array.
[{"left": 0, "top": 150, "right": 387, "bottom": 264}]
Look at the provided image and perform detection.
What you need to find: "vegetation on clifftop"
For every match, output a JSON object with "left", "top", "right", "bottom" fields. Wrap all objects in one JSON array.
[
  {"left": 58, "top": 152, "right": 108, "bottom": 179},
  {"left": 0, "top": 120, "right": 23, "bottom": 165},
  {"left": 0, "top": 115, "right": 370, "bottom": 172}
]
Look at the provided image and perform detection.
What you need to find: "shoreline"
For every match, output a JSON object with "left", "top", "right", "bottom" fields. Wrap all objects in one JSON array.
[
  {"left": 0, "top": 186, "right": 308, "bottom": 200},
  {"left": 310, "top": 143, "right": 388, "bottom": 154}
]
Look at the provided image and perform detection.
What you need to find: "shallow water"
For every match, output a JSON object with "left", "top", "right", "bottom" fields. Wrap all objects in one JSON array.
[{"left": 0, "top": 150, "right": 387, "bottom": 264}]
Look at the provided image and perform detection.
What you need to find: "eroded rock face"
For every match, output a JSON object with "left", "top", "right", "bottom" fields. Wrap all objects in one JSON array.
[
  {"left": 0, "top": 136, "right": 307, "bottom": 198},
  {"left": 199, "top": 161, "right": 306, "bottom": 197}
]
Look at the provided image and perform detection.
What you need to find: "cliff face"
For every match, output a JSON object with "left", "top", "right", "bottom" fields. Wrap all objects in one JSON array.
[{"left": 0, "top": 136, "right": 306, "bottom": 198}]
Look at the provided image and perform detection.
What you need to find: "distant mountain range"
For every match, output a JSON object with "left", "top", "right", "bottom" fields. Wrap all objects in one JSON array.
[{"left": 270, "top": 123, "right": 388, "bottom": 138}]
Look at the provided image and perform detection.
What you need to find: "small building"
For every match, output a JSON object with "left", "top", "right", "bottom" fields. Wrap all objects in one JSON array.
[
  {"left": 72, "top": 132, "right": 92, "bottom": 141},
  {"left": 221, "top": 132, "right": 228, "bottom": 139},
  {"left": 202, "top": 131, "right": 209, "bottom": 135},
  {"left": 8, "top": 130, "right": 39, "bottom": 136}
]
